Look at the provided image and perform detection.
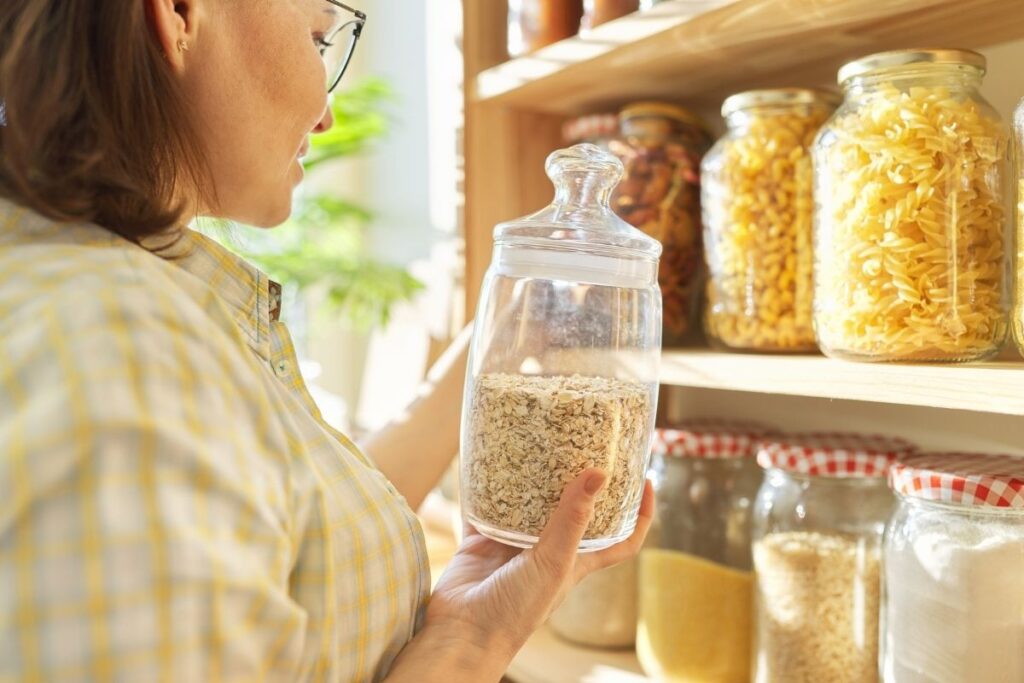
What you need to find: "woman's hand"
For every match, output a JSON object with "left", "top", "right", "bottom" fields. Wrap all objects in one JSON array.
[{"left": 386, "top": 469, "right": 655, "bottom": 682}]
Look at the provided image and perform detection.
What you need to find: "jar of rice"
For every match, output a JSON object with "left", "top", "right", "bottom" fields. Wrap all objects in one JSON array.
[
  {"left": 752, "top": 433, "right": 917, "bottom": 683},
  {"left": 812, "top": 49, "right": 1010, "bottom": 362}
]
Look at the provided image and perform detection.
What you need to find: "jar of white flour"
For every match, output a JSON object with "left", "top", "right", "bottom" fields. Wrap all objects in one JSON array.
[{"left": 883, "top": 452, "right": 1024, "bottom": 682}]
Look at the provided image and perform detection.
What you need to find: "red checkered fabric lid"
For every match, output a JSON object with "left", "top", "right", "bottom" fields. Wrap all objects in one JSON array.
[
  {"left": 654, "top": 420, "right": 773, "bottom": 459},
  {"left": 563, "top": 113, "right": 619, "bottom": 144},
  {"left": 756, "top": 432, "right": 916, "bottom": 477},
  {"left": 889, "top": 453, "right": 1024, "bottom": 508}
]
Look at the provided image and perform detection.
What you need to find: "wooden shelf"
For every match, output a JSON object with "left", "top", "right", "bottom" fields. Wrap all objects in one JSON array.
[
  {"left": 473, "top": 0, "right": 1024, "bottom": 114},
  {"left": 660, "top": 349, "right": 1024, "bottom": 415},
  {"left": 507, "top": 626, "right": 649, "bottom": 683}
]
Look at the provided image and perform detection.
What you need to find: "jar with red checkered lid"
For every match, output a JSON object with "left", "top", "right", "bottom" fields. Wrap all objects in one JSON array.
[
  {"left": 751, "top": 432, "right": 917, "bottom": 683},
  {"left": 881, "top": 452, "right": 1024, "bottom": 683},
  {"left": 636, "top": 420, "right": 772, "bottom": 683}
]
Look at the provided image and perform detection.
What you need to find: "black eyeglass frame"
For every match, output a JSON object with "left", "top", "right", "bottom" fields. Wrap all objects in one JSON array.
[{"left": 323, "top": 1, "right": 366, "bottom": 93}]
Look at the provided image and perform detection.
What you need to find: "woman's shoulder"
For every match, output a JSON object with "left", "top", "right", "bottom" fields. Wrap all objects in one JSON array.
[
  {"left": 2, "top": 200, "right": 230, "bottom": 325},
  {"left": 0, "top": 202, "right": 252, "bottom": 377}
]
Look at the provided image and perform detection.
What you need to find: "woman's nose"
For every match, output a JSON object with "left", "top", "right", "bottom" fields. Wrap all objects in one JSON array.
[{"left": 314, "top": 104, "right": 335, "bottom": 134}]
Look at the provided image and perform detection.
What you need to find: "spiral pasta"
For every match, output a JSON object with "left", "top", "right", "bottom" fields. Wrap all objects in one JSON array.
[
  {"left": 813, "top": 84, "right": 1009, "bottom": 361},
  {"left": 704, "top": 105, "right": 831, "bottom": 351}
]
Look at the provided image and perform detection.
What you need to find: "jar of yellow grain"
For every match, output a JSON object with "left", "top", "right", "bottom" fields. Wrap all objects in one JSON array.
[
  {"left": 702, "top": 89, "right": 838, "bottom": 352},
  {"left": 813, "top": 49, "right": 1010, "bottom": 362},
  {"left": 637, "top": 421, "right": 770, "bottom": 683}
]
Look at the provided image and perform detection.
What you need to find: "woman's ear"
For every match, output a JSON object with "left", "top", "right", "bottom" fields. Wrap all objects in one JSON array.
[{"left": 145, "top": 0, "right": 199, "bottom": 70}]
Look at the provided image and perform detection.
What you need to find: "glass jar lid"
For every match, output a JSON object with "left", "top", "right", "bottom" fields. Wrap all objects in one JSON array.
[
  {"left": 890, "top": 453, "right": 1024, "bottom": 509},
  {"left": 619, "top": 101, "right": 708, "bottom": 132},
  {"left": 493, "top": 143, "right": 662, "bottom": 288},
  {"left": 756, "top": 432, "right": 917, "bottom": 478},
  {"left": 721, "top": 88, "right": 841, "bottom": 118},
  {"left": 655, "top": 420, "right": 774, "bottom": 459},
  {"left": 837, "top": 48, "right": 986, "bottom": 85}
]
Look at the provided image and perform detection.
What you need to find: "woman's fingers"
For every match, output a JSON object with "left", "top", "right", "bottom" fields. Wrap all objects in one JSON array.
[
  {"left": 530, "top": 468, "right": 608, "bottom": 579},
  {"left": 575, "top": 478, "right": 655, "bottom": 579}
]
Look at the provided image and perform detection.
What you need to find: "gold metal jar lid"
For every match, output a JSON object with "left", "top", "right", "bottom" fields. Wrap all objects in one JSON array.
[
  {"left": 619, "top": 101, "right": 709, "bottom": 133},
  {"left": 837, "top": 48, "right": 986, "bottom": 85},
  {"left": 721, "top": 88, "right": 842, "bottom": 118}
]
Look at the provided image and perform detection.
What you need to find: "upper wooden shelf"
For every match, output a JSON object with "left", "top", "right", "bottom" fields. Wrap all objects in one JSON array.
[
  {"left": 473, "top": 0, "right": 1024, "bottom": 114},
  {"left": 661, "top": 349, "right": 1024, "bottom": 415}
]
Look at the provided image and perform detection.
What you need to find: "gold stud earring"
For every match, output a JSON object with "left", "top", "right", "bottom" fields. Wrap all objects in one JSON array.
[{"left": 177, "top": 40, "right": 190, "bottom": 53}]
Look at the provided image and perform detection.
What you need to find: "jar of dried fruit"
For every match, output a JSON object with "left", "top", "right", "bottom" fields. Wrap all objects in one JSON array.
[
  {"left": 638, "top": 421, "right": 770, "bottom": 683},
  {"left": 752, "top": 433, "right": 916, "bottom": 683},
  {"left": 702, "top": 89, "right": 838, "bottom": 352},
  {"left": 610, "top": 102, "right": 711, "bottom": 346},
  {"left": 813, "top": 49, "right": 1011, "bottom": 362},
  {"left": 460, "top": 144, "right": 662, "bottom": 552},
  {"left": 508, "top": 0, "right": 584, "bottom": 57}
]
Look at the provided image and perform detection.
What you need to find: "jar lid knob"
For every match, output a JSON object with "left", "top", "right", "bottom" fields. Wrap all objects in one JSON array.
[{"left": 546, "top": 143, "right": 624, "bottom": 209}]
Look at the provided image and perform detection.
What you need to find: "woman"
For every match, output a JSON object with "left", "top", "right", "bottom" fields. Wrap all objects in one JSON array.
[{"left": 0, "top": 1, "right": 653, "bottom": 681}]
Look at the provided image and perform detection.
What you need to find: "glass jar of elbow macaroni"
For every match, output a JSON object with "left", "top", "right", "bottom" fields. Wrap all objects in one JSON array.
[
  {"left": 813, "top": 49, "right": 1011, "bottom": 362},
  {"left": 702, "top": 89, "right": 839, "bottom": 352}
]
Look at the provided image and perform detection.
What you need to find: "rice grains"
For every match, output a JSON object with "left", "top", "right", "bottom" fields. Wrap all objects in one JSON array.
[{"left": 754, "top": 531, "right": 881, "bottom": 683}]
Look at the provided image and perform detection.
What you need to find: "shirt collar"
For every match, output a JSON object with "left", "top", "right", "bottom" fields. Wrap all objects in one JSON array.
[{"left": 158, "top": 229, "right": 282, "bottom": 361}]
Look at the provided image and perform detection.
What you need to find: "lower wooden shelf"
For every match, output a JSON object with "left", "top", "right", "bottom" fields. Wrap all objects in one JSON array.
[
  {"left": 660, "top": 348, "right": 1024, "bottom": 415},
  {"left": 506, "top": 626, "right": 649, "bottom": 683}
]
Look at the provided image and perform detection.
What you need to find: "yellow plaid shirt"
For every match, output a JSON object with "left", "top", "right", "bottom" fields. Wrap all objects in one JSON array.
[{"left": 0, "top": 199, "right": 430, "bottom": 682}]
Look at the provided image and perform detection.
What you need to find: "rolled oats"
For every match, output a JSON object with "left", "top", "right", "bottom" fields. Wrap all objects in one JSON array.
[{"left": 463, "top": 373, "right": 652, "bottom": 542}]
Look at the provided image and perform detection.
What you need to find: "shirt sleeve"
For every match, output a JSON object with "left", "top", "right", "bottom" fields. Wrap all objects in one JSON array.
[{"left": 0, "top": 280, "right": 308, "bottom": 682}]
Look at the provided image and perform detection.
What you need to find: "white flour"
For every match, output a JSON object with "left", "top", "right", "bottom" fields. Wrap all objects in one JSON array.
[{"left": 882, "top": 518, "right": 1024, "bottom": 682}]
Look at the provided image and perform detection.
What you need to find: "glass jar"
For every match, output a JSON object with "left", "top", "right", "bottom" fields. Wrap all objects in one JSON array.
[
  {"left": 582, "top": 0, "right": 639, "bottom": 29},
  {"left": 637, "top": 421, "right": 771, "bottom": 683},
  {"left": 813, "top": 49, "right": 1010, "bottom": 362},
  {"left": 508, "top": 0, "right": 584, "bottom": 57},
  {"left": 1013, "top": 99, "right": 1024, "bottom": 355},
  {"left": 549, "top": 555, "right": 637, "bottom": 648},
  {"left": 882, "top": 453, "right": 1024, "bottom": 682},
  {"left": 752, "top": 433, "right": 917, "bottom": 683},
  {"left": 460, "top": 144, "right": 662, "bottom": 552},
  {"left": 702, "top": 89, "right": 838, "bottom": 352},
  {"left": 562, "top": 113, "right": 619, "bottom": 150},
  {"left": 610, "top": 102, "right": 711, "bottom": 346}
]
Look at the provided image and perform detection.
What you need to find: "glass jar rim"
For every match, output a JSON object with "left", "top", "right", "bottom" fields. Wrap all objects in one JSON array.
[
  {"left": 764, "top": 466, "right": 894, "bottom": 485},
  {"left": 837, "top": 48, "right": 986, "bottom": 86},
  {"left": 721, "top": 88, "right": 841, "bottom": 118},
  {"left": 619, "top": 101, "right": 709, "bottom": 133}
]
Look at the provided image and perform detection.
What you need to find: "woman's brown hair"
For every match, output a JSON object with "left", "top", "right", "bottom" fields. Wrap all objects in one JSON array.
[{"left": 0, "top": 1, "right": 212, "bottom": 242}]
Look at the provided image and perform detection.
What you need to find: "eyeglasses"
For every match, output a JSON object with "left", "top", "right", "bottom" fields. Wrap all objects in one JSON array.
[{"left": 320, "top": 1, "right": 366, "bottom": 93}]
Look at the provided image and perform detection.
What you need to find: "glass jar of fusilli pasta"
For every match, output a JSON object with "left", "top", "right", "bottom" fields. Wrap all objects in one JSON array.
[
  {"left": 1013, "top": 98, "right": 1024, "bottom": 355},
  {"left": 813, "top": 49, "right": 1010, "bottom": 362},
  {"left": 702, "top": 89, "right": 839, "bottom": 352}
]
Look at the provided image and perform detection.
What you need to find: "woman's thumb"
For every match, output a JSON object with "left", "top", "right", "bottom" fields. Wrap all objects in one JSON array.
[{"left": 532, "top": 468, "right": 608, "bottom": 575}]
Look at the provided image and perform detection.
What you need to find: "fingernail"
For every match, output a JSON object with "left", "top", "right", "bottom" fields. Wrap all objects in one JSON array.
[{"left": 584, "top": 471, "right": 607, "bottom": 496}]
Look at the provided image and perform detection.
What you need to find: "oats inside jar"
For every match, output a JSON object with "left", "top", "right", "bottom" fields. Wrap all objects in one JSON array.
[{"left": 463, "top": 373, "right": 652, "bottom": 541}]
